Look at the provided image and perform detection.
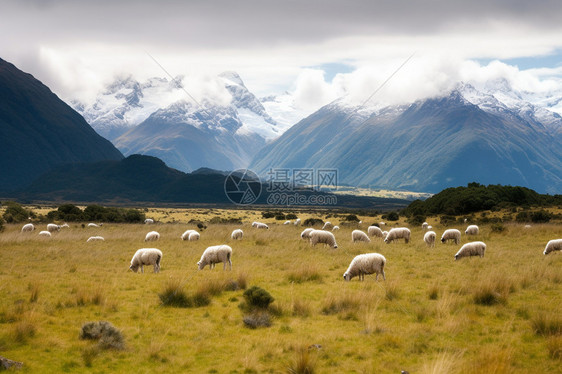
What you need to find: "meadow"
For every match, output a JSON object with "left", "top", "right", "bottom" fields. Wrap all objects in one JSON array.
[{"left": 0, "top": 208, "right": 561, "bottom": 373}]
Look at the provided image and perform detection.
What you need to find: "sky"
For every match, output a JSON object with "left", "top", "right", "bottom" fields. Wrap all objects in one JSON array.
[{"left": 1, "top": 0, "right": 562, "bottom": 112}]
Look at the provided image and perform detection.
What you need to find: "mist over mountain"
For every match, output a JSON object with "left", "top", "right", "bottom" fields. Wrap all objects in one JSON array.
[
  {"left": 250, "top": 83, "right": 562, "bottom": 194},
  {"left": 0, "top": 58, "right": 123, "bottom": 192}
]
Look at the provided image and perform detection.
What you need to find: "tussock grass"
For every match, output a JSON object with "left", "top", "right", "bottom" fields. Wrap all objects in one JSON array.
[
  {"left": 286, "top": 346, "right": 317, "bottom": 374},
  {"left": 287, "top": 265, "right": 323, "bottom": 283},
  {"left": 420, "top": 352, "right": 462, "bottom": 374},
  {"left": 472, "top": 275, "right": 514, "bottom": 306},
  {"left": 546, "top": 336, "right": 562, "bottom": 360},
  {"left": 531, "top": 312, "right": 562, "bottom": 336}
]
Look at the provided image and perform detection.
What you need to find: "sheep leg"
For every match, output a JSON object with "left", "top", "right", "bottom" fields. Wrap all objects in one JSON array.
[
  {"left": 140, "top": 265, "right": 144, "bottom": 273},
  {"left": 382, "top": 270, "right": 386, "bottom": 281}
]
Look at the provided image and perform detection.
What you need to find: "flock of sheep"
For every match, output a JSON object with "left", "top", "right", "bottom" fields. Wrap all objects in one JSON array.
[{"left": 18, "top": 217, "right": 561, "bottom": 282}]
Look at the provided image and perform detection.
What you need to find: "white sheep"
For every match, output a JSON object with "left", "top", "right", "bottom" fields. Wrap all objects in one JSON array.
[
  {"left": 322, "top": 222, "right": 333, "bottom": 230},
  {"left": 441, "top": 229, "right": 461, "bottom": 244},
  {"left": 144, "top": 218, "right": 154, "bottom": 224},
  {"left": 231, "top": 229, "right": 244, "bottom": 240},
  {"left": 367, "top": 225, "right": 384, "bottom": 238},
  {"left": 332, "top": 226, "right": 340, "bottom": 231},
  {"left": 284, "top": 220, "right": 291, "bottom": 225},
  {"left": 21, "top": 223, "right": 35, "bottom": 232},
  {"left": 424, "top": 231, "right": 436, "bottom": 248},
  {"left": 384, "top": 227, "right": 411, "bottom": 244},
  {"left": 379, "top": 222, "right": 386, "bottom": 226},
  {"left": 454, "top": 241, "right": 486, "bottom": 260},
  {"left": 38, "top": 231, "right": 51, "bottom": 237},
  {"left": 343, "top": 253, "right": 386, "bottom": 281},
  {"left": 145, "top": 231, "right": 160, "bottom": 242},
  {"left": 47, "top": 223, "right": 61, "bottom": 232},
  {"left": 543, "top": 239, "right": 562, "bottom": 255},
  {"left": 465, "top": 225, "right": 479, "bottom": 235},
  {"left": 382, "top": 231, "right": 388, "bottom": 240},
  {"left": 129, "top": 248, "right": 162, "bottom": 273},
  {"left": 181, "top": 229, "right": 196, "bottom": 240},
  {"left": 88, "top": 223, "right": 102, "bottom": 228},
  {"left": 87, "top": 236, "right": 105, "bottom": 242},
  {"left": 422, "top": 222, "right": 429, "bottom": 230},
  {"left": 197, "top": 245, "right": 232, "bottom": 270},
  {"left": 61, "top": 223, "right": 69, "bottom": 229},
  {"left": 427, "top": 225, "right": 433, "bottom": 230},
  {"left": 310, "top": 230, "right": 338, "bottom": 248},
  {"left": 294, "top": 219, "right": 301, "bottom": 226},
  {"left": 524, "top": 224, "right": 532, "bottom": 229},
  {"left": 188, "top": 232, "right": 200, "bottom": 241},
  {"left": 301, "top": 228, "right": 315, "bottom": 239},
  {"left": 352, "top": 230, "right": 371, "bottom": 243},
  {"left": 252, "top": 222, "right": 269, "bottom": 229}
]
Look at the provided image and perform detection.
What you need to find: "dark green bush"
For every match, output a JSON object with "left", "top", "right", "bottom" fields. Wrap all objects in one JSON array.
[
  {"left": 80, "top": 321, "right": 124, "bottom": 350},
  {"left": 286, "top": 213, "right": 298, "bottom": 220},
  {"left": 243, "top": 286, "right": 274, "bottom": 310},
  {"left": 407, "top": 215, "right": 426, "bottom": 226},
  {"left": 382, "top": 211, "right": 399, "bottom": 221},
  {"left": 275, "top": 214, "right": 286, "bottom": 221},
  {"left": 2, "top": 201, "right": 35, "bottom": 223},
  {"left": 344, "top": 214, "right": 359, "bottom": 222},
  {"left": 261, "top": 211, "right": 276, "bottom": 219},
  {"left": 531, "top": 210, "right": 552, "bottom": 223},
  {"left": 303, "top": 218, "right": 324, "bottom": 227}
]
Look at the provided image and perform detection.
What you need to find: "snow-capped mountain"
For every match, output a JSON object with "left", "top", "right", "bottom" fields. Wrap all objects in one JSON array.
[{"left": 250, "top": 84, "right": 562, "bottom": 194}]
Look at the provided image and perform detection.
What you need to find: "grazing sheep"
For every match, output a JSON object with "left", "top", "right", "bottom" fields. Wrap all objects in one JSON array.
[
  {"left": 21, "top": 223, "right": 35, "bottom": 232},
  {"left": 343, "top": 253, "right": 386, "bottom": 281},
  {"left": 181, "top": 229, "right": 196, "bottom": 240},
  {"left": 427, "top": 225, "right": 433, "bottom": 230},
  {"left": 284, "top": 220, "right": 291, "bottom": 225},
  {"left": 441, "top": 229, "right": 461, "bottom": 244},
  {"left": 294, "top": 219, "right": 301, "bottom": 226},
  {"left": 61, "top": 223, "right": 69, "bottom": 229},
  {"left": 310, "top": 230, "right": 338, "bottom": 248},
  {"left": 145, "top": 231, "right": 160, "bottom": 242},
  {"left": 367, "top": 225, "right": 384, "bottom": 238},
  {"left": 188, "top": 232, "right": 200, "bottom": 241},
  {"left": 379, "top": 222, "right": 386, "bottom": 226},
  {"left": 38, "top": 231, "right": 51, "bottom": 237},
  {"left": 129, "top": 248, "right": 162, "bottom": 273},
  {"left": 332, "top": 226, "right": 340, "bottom": 231},
  {"left": 382, "top": 231, "right": 388, "bottom": 239},
  {"left": 231, "top": 229, "right": 243, "bottom": 240},
  {"left": 87, "top": 236, "right": 105, "bottom": 242},
  {"left": 47, "top": 223, "right": 61, "bottom": 232},
  {"left": 352, "top": 230, "right": 371, "bottom": 243},
  {"left": 301, "top": 228, "right": 315, "bottom": 239},
  {"left": 424, "top": 231, "right": 436, "bottom": 248},
  {"left": 144, "top": 218, "right": 154, "bottom": 224},
  {"left": 454, "top": 241, "right": 486, "bottom": 260},
  {"left": 524, "top": 224, "right": 532, "bottom": 229},
  {"left": 465, "top": 225, "right": 479, "bottom": 235},
  {"left": 252, "top": 222, "right": 269, "bottom": 229},
  {"left": 543, "top": 239, "right": 562, "bottom": 255},
  {"left": 384, "top": 227, "right": 411, "bottom": 244},
  {"left": 422, "top": 222, "right": 429, "bottom": 230},
  {"left": 88, "top": 223, "right": 102, "bottom": 228},
  {"left": 322, "top": 222, "right": 333, "bottom": 230},
  {"left": 197, "top": 245, "right": 232, "bottom": 270}
]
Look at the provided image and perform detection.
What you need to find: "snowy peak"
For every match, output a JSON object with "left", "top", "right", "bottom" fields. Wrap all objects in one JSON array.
[{"left": 218, "top": 71, "right": 245, "bottom": 87}]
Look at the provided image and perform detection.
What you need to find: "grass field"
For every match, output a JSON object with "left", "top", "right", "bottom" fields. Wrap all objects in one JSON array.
[{"left": 0, "top": 210, "right": 561, "bottom": 373}]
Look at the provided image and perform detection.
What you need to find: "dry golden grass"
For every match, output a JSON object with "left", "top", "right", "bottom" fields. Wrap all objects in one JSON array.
[{"left": 0, "top": 210, "right": 561, "bottom": 373}]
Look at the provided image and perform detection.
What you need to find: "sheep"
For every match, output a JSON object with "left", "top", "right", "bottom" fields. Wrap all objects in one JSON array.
[
  {"left": 332, "top": 226, "right": 340, "bottom": 231},
  {"left": 129, "top": 248, "right": 162, "bottom": 273},
  {"left": 465, "top": 225, "right": 479, "bottom": 235},
  {"left": 384, "top": 227, "right": 411, "bottom": 244},
  {"left": 424, "top": 231, "right": 436, "bottom": 248},
  {"left": 88, "top": 223, "right": 102, "bottom": 228},
  {"left": 21, "top": 223, "right": 35, "bottom": 232},
  {"left": 87, "top": 236, "right": 105, "bottom": 242},
  {"left": 284, "top": 220, "right": 291, "bottom": 225},
  {"left": 310, "top": 230, "right": 338, "bottom": 248},
  {"left": 181, "top": 230, "right": 199, "bottom": 241},
  {"left": 343, "top": 253, "right": 386, "bottom": 281},
  {"left": 367, "top": 225, "right": 384, "bottom": 238},
  {"left": 441, "top": 229, "right": 461, "bottom": 244},
  {"left": 38, "top": 231, "right": 51, "bottom": 237},
  {"left": 382, "top": 231, "right": 388, "bottom": 239},
  {"left": 543, "top": 239, "right": 562, "bottom": 255},
  {"left": 524, "top": 224, "right": 532, "bottom": 229},
  {"left": 47, "top": 223, "right": 61, "bottom": 232},
  {"left": 294, "top": 219, "right": 301, "bottom": 226},
  {"left": 322, "top": 221, "right": 333, "bottom": 230},
  {"left": 301, "top": 228, "right": 315, "bottom": 239},
  {"left": 145, "top": 231, "right": 160, "bottom": 242},
  {"left": 231, "top": 229, "right": 243, "bottom": 240},
  {"left": 422, "top": 222, "right": 429, "bottom": 230},
  {"left": 379, "top": 222, "right": 386, "bottom": 226},
  {"left": 352, "top": 230, "right": 370, "bottom": 243},
  {"left": 454, "top": 241, "right": 486, "bottom": 260},
  {"left": 197, "top": 245, "right": 232, "bottom": 270},
  {"left": 61, "top": 223, "right": 69, "bottom": 229},
  {"left": 144, "top": 218, "right": 154, "bottom": 224},
  {"left": 427, "top": 225, "right": 433, "bottom": 230},
  {"left": 252, "top": 222, "right": 269, "bottom": 229}
]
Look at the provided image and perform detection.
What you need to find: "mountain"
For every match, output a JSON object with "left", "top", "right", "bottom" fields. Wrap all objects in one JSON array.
[
  {"left": 74, "top": 71, "right": 286, "bottom": 173},
  {"left": 0, "top": 58, "right": 124, "bottom": 192},
  {"left": 16, "top": 154, "right": 410, "bottom": 209},
  {"left": 250, "top": 84, "right": 562, "bottom": 194}
]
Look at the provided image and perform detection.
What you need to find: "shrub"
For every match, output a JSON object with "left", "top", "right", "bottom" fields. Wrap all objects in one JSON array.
[
  {"left": 407, "top": 214, "right": 426, "bottom": 226},
  {"left": 242, "top": 286, "right": 274, "bottom": 311},
  {"left": 286, "top": 213, "right": 298, "bottom": 220},
  {"left": 303, "top": 218, "right": 324, "bottom": 227},
  {"left": 261, "top": 211, "right": 276, "bottom": 219},
  {"left": 243, "top": 311, "right": 272, "bottom": 329},
  {"left": 382, "top": 211, "right": 399, "bottom": 221},
  {"left": 275, "top": 214, "right": 286, "bottom": 220},
  {"left": 47, "top": 204, "right": 84, "bottom": 222},
  {"left": 531, "top": 313, "right": 562, "bottom": 336},
  {"left": 531, "top": 210, "right": 552, "bottom": 223},
  {"left": 80, "top": 321, "right": 124, "bottom": 350},
  {"left": 440, "top": 215, "right": 457, "bottom": 226},
  {"left": 0, "top": 217, "right": 4, "bottom": 232},
  {"left": 2, "top": 201, "right": 34, "bottom": 223},
  {"left": 490, "top": 223, "right": 506, "bottom": 233},
  {"left": 344, "top": 214, "right": 359, "bottom": 222}
]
